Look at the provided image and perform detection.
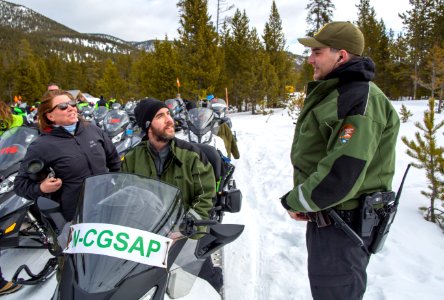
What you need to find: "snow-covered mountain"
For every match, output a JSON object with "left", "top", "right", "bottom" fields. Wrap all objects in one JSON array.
[{"left": 0, "top": 0, "right": 157, "bottom": 58}]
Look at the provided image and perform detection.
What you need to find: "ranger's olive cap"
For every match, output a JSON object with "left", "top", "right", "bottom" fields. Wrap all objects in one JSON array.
[{"left": 298, "top": 21, "right": 364, "bottom": 56}]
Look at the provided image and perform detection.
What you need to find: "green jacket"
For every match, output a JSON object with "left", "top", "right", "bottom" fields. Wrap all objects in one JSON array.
[
  {"left": 217, "top": 122, "right": 240, "bottom": 159},
  {"left": 0, "top": 114, "right": 24, "bottom": 136},
  {"left": 121, "top": 138, "right": 216, "bottom": 219},
  {"left": 282, "top": 58, "right": 400, "bottom": 212}
]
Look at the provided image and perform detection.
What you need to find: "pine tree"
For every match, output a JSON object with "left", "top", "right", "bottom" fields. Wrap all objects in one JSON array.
[
  {"left": 431, "top": 0, "right": 444, "bottom": 45},
  {"left": 130, "top": 50, "right": 155, "bottom": 98},
  {"left": 223, "top": 9, "right": 255, "bottom": 111},
  {"left": 148, "top": 38, "right": 180, "bottom": 100},
  {"left": 401, "top": 98, "right": 444, "bottom": 223},
  {"left": 305, "top": 0, "right": 335, "bottom": 36},
  {"left": 356, "top": 0, "right": 393, "bottom": 95},
  {"left": 14, "top": 39, "right": 44, "bottom": 101},
  {"left": 399, "top": 0, "right": 435, "bottom": 99},
  {"left": 244, "top": 27, "right": 277, "bottom": 114},
  {"left": 96, "top": 59, "right": 126, "bottom": 100},
  {"left": 412, "top": 44, "right": 444, "bottom": 108},
  {"left": 262, "top": 1, "right": 285, "bottom": 53},
  {"left": 287, "top": 92, "right": 305, "bottom": 120},
  {"left": 176, "top": 0, "right": 221, "bottom": 99},
  {"left": 399, "top": 104, "right": 413, "bottom": 122},
  {"left": 262, "top": 1, "right": 294, "bottom": 107},
  {"left": 389, "top": 33, "right": 411, "bottom": 99}
]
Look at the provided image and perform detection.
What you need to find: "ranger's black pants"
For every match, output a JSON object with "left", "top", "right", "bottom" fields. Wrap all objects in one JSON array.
[{"left": 306, "top": 214, "right": 374, "bottom": 300}]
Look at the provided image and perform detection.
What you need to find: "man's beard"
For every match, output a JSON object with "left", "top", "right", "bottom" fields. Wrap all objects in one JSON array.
[{"left": 151, "top": 125, "right": 175, "bottom": 143}]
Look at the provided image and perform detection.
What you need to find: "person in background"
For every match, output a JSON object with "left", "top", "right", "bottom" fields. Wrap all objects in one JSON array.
[
  {"left": 96, "top": 95, "right": 108, "bottom": 108},
  {"left": 280, "top": 21, "right": 400, "bottom": 300},
  {"left": 0, "top": 266, "right": 22, "bottom": 295},
  {"left": 217, "top": 122, "right": 239, "bottom": 159},
  {"left": 0, "top": 100, "right": 31, "bottom": 136},
  {"left": 47, "top": 83, "right": 60, "bottom": 91},
  {"left": 14, "top": 90, "right": 121, "bottom": 221},
  {"left": 76, "top": 93, "right": 90, "bottom": 111}
]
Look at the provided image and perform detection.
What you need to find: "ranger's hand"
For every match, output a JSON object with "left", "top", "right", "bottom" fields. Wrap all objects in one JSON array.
[
  {"left": 40, "top": 177, "right": 62, "bottom": 193},
  {"left": 287, "top": 211, "right": 309, "bottom": 221}
]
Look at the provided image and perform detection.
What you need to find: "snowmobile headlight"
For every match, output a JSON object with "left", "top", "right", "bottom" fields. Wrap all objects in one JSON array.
[
  {"left": 112, "top": 132, "right": 124, "bottom": 144},
  {"left": 201, "top": 131, "right": 212, "bottom": 144},
  {"left": 189, "top": 131, "right": 199, "bottom": 143},
  {"left": 139, "top": 286, "right": 157, "bottom": 300},
  {"left": 0, "top": 173, "right": 17, "bottom": 194}
]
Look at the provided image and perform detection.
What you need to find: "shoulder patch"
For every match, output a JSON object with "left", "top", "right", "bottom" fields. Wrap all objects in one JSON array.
[{"left": 339, "top": 124, "right": 356, "bottom": 144}]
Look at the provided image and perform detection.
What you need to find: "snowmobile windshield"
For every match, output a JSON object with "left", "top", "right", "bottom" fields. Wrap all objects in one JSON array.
[
  {"left": 93, "top": 106, "right": 108, "bottom": 121},
  {"left": 0, "top": 127, "right": 38, "bottom": 173},
  {"left": 111, "top": 102, "right": 122, "bottom": 110},
  {"left": 187, "top": 108, "right": 214, "bottom": 131},
  {"left": 186, "top": 108, "right": 215, "bottom": 144},
  {"left": 80, "top": 105, "right": 94, "bottom": 116},
  {"left": 124, "top": 101, "right": 136, "bottom": 114},
  {"left": 71, "top": 173, "right": 185, "bottom": 293},
  {"left": 0, "top": 193, "right": 33, "bottom": 219},
  {"left": 166, "top": 99, "right": 185, "bottom": 117},
  {"left": 103, "top": 109, "right": 130, "bottom": 137},
  {"left": 210, "top": 98, "right": 227, "bottom": 118}
]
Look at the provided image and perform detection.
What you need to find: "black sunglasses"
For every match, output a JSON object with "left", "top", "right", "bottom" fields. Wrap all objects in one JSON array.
[{"left": 48, "top": 100, "right": 77, "bottom": 113}]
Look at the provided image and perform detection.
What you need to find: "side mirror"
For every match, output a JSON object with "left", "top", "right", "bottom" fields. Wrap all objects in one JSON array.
[
  {"left": 223, "top": 189, "right": 242, "bottom": 213},
  {"left": 178, "top": 210, "right": 218, "bottom": 237},
  {"left": 195, "top": 224, "right": 244, "bottom": 259}
]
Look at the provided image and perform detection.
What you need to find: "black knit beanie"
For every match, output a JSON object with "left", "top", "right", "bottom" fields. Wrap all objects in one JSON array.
[{"left": 134, "top": 98, "right": 168, "bottom": 133}]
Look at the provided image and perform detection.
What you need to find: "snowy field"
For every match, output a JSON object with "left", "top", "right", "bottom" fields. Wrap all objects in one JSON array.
[{"left": 1, "top": 100, "right": 444, "bottom": 299}]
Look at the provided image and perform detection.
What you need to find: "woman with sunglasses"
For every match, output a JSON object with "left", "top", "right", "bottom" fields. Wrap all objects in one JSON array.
[{"left": 14, "top": 89, "right": 121, "bottom": 221}]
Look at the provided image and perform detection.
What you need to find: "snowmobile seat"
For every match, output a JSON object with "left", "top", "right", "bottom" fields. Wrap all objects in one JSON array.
[{"left": 194, "top": 143, "right": 225, "bottom": 184}]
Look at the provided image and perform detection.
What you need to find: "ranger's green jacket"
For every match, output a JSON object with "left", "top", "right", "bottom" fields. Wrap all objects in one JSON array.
[
  {"left": 282, "top": 58, "right": 400, "bottom": 212},
  {"left": 121, "top": 138, "right": 216, "bottom": 219}
]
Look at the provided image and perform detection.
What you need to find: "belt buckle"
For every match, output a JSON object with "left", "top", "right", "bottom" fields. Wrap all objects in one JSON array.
[{"left": 315, "top": 211, "right": 331, "bottom": 228}]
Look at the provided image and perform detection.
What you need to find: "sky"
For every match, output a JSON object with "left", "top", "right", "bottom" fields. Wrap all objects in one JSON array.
[
  {"left": 2, "top": 100, "right": 444, "bottom": 299},
  {"left": 6, "top": 0, "right": 412, "bottom": 55}
]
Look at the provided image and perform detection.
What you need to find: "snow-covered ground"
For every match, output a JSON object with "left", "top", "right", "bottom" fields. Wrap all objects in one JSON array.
[{"left": 1, "top": 100, "right": 444, "bottom": 299}]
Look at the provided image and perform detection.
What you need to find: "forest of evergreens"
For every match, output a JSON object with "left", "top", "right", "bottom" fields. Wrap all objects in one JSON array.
[{"left": 0, "top": 0, "right": 443, "bottom": 110}]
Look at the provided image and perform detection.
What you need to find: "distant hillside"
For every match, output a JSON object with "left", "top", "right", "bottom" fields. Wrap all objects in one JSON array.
[
  {"left": 0, "top": 0, "right": 159, "bottom": 60},
  {"left": 0, "top": 0, "right": 76, "bottom": 34}
]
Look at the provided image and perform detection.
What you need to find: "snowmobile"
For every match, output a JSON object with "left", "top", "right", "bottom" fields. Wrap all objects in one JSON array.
[
  {"left": 165, "top": 98, "right": 188, "bottom": 132},
  {"left": 179, "top": 107, "right": 241, "bottom": 223},
  {"left": 208, "top": 98, "right": 232, "bottom": 129},
  {"left": 79, "top": 105, "right": 95, "bottom": 122},
  {"left": 93, "top": 106, "right": 109, "bottom": 129},
  {"left": 123, "top": 100, "right": 138, "bottom": 123},
  {"left": 0, "top": 127, "right": 58, "bottom": 284},
  {"left": 36, "top": 172, "right": 244, "bottom": 300},
  {"left": 103, "top": 109, "right": 141, "bottom": 158}
]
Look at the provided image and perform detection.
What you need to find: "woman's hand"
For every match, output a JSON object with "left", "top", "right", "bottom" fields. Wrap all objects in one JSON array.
[{"left": 40, "top": 177, "right": 63, "bottom": 193}]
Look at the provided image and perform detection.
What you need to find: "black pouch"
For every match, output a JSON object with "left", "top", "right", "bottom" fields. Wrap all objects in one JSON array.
[
  {"left": 358, "top": 191, "right": 397, "bottom": 254},
  {"left": 370, "top": 202, "right": 397, "bottom": 254},
  {"left": 358, "top": 193, "right": 381, "bottom": 238}
]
